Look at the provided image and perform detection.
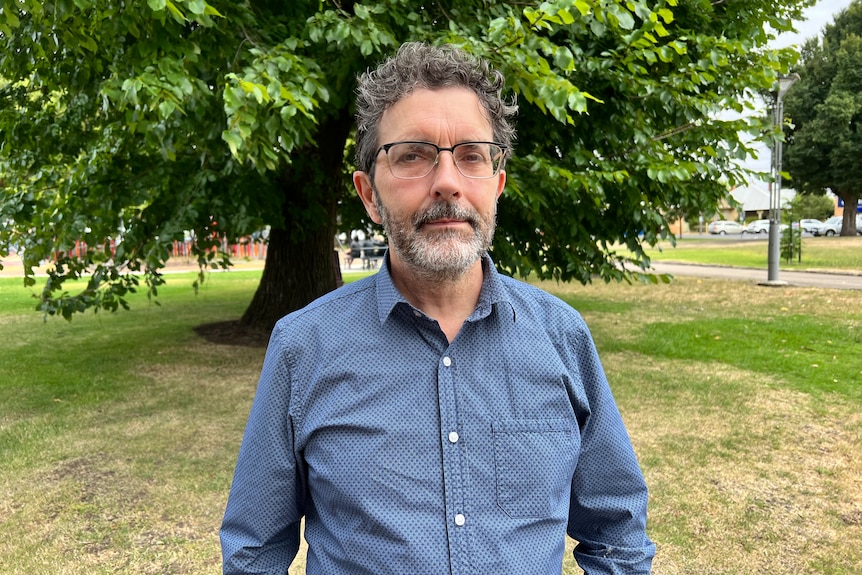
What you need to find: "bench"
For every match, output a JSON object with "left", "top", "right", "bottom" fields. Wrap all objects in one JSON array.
[{"left": 361, "top": 246, "right": 386, "bottom": 269}]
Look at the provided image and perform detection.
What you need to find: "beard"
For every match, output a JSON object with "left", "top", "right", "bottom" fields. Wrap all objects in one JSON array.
[{"left": 374, "top": 193, "right": 497, "bottom": 282}]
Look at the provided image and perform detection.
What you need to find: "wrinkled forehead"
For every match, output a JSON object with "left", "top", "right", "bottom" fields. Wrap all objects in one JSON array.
[{"left": 377, "top": 86, "right": 493, "bottom": 144}]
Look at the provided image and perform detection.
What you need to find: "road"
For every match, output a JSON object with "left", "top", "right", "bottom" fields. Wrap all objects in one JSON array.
[{"left": 649, "top": 262, "right": 862, "bottom": 290}]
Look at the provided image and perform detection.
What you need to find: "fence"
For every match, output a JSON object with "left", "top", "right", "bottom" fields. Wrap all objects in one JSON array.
[{"left": 51, "top": 236, "right": 268, "bottom": 263}]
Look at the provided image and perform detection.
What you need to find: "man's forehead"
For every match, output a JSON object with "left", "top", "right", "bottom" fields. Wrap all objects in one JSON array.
[{"left": 378, "top": 87, "right": 493, "bottom": 141}]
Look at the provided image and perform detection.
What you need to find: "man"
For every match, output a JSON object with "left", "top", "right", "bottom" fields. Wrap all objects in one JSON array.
[{"left": 221, "top": 42, "right": 655, "bottom": 574}]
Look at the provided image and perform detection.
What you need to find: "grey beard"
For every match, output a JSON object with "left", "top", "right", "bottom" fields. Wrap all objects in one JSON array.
[{"left": 375, "top": 195, "right": 496, "bottom": 282}]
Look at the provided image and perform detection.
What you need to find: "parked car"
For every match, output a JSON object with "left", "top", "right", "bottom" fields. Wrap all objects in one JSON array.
[
  {"left": 708, "top": 220, "right": 744, "bottom": 235},
  {"left": 813, "top": 216, "right": 843, "bottom": 236},
  {"left": 797, "top": 219, "right": 823, "bottom": 234},
  {"left": 743, "top": 219, "right": 770, "bottom": 234}
]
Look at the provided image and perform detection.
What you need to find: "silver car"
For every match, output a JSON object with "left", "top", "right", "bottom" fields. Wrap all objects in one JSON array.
[
  {"left": 743, "top": 219, "right": 770, "bottom": 234},
  {"left": 798, "top": 219, "right": 823, "bottom": 234},
  {"left": 814, "top": 216, "right": 843, "bottom": 236},
  {"left": 708, "top": 220, "right": 745, "bottom": 235}
]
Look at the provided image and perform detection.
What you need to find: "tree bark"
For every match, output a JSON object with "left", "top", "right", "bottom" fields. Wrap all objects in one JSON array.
[
  {"left": 839, "top": 192, "right": 861, "bottom": 236},
  {"left": 239, "top": 110, "right": 353, "bottom": 332}
]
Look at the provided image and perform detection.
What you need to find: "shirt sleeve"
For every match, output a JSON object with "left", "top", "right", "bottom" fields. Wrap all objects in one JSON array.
[
  {"left": 220, "top": 324, "right": 305, "bottom": 574},
  {"left": 565, "top": 324, "right": 656, "bottom": 574}
]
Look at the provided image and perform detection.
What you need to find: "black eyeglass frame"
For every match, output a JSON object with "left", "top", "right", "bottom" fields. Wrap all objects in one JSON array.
[{"left": 375, "top": 140, "right": 509, "bottom": 180}]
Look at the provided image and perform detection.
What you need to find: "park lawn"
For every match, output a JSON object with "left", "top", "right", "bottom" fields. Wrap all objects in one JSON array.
[
  {"left": 644, "top": 235, "right": 862, "bottom": 272},
  {"left": 0, "top": 269, "right": 860, "bottom": 574}
]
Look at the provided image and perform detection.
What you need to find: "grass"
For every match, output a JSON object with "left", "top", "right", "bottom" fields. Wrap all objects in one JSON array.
[
  {"left": 1, "top": 263, "right": 860, "bottom": 574},
  {"left": 645, "top": 234, "right": 862, "bottom": 272}
]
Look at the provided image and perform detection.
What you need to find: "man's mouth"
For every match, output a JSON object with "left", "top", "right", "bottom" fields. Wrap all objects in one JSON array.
[
  {"left": 425, "top": 218, "right": 466, "bottom": 226},
  {"left": 415, "top": 204, "right": 478, "bottom": 231}
]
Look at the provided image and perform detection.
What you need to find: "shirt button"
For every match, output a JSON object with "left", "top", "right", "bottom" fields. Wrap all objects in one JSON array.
[
  {"left": 454, "top": 513, "right": 466, "bottom": 526},
  {"left": 448, "top": 431, "right": 459, "bottom": 443},
  {"left": 442, "top": 357, "right": 452, "bottom": 367}
]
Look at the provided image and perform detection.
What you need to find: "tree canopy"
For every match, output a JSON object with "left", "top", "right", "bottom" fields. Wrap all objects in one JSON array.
[
  {"left": 783, "top": 0, "right": 862, "bottom": 236},
  {"left": 1, "top": 0, "right": 811, "bottom": 329}
]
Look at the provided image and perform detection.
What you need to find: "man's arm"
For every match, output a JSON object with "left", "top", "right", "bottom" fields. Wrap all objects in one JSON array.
[
  {"left": 221, "top": 326, "right": 305, "bottom": 574},
  {"left": 566, "top": 327, "right": 655, "bottom": 574}
]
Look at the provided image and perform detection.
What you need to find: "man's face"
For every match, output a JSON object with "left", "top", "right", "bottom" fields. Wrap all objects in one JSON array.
[{"left": 353, "top": 87, "right": 506, "bottom": 281}]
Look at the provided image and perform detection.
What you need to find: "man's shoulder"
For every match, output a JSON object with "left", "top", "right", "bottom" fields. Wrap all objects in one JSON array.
[
  {"left": 275, "top": 274, "right": 377, "bottom": 334},
  {"left": 495, "top": 272, "right": 582, "bottom": 319}
]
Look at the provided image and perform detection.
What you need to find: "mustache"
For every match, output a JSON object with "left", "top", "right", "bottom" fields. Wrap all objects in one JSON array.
[{"left": 413, "top": 202, "right": 479, "bottom": 230}]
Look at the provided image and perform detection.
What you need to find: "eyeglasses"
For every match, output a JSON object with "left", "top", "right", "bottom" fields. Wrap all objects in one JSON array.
[{"left": 376, "top": 141, "right": 508, "bottom": 180}]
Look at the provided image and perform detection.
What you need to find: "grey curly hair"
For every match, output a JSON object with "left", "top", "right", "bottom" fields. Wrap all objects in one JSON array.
[{"left": 354, "top": 42, "right": 517, "bottom": 177}]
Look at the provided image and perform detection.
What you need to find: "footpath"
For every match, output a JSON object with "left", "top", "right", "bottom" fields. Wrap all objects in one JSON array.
[
  {"left": 649, "top": 261, "right": 862, "bottom": 291},
  {"left": 2, "top": 254, "right": 861, "bottom": 290}
]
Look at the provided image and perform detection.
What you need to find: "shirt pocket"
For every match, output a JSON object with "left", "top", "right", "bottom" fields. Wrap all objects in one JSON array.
[{"left": 492, "top": 418, "right": 579, "bottom": 518}]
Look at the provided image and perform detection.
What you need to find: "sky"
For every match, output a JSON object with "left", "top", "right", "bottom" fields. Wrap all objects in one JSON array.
[
  {"left": 772, "top": 0, "right": 854, "bottom": 49},
  {"left": 743, "top": 0, "right": 855, "bottom": 176}
]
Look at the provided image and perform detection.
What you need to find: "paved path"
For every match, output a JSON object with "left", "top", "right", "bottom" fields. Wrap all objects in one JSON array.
[
  {"left": 649, "top": 262, "right": 862, "bottom": 291},
  {"left": 3, "top": 255, "right": 861, "bottom": 290}
]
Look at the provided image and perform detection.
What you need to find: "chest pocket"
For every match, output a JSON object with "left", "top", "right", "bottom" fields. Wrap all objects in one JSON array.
[{"left": 492, "top": 418, "right": 579, "bottom": 518}]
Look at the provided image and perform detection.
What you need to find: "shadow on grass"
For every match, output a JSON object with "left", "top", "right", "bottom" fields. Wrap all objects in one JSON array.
[{"left": 193, "top": 320, "right": 270, "bottom": 347}]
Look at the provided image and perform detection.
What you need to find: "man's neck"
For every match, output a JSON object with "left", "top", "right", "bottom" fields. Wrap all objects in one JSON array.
[{"left": 388, "top": 257, "right": 485, "bottom": 343}]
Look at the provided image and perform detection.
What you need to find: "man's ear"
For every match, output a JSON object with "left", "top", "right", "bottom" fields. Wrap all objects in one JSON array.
[
  {"left": 353, "top": 171, "right": 382, "bottom": 224},
  {"left": 495, "top": 170, "right": 506, "bottom": 200}
]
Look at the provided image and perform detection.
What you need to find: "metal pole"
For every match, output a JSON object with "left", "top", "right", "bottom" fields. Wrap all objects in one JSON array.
[
  {"left": 763, "top": 73, "right": 798, "bottom": 286},
  {"left": 766, "top": 95, "right": 782, "bottom": 283}
]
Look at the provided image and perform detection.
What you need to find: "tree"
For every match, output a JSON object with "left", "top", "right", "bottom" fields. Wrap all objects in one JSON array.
[
  {"left": 783, "top": 0, "right": 862, "bottom": 236},
  {"left": 786, "top": 193, "right": 835, "bottom": 221},
  {"left": 1, "top": 0, "right": 812, "bottom": 331}
]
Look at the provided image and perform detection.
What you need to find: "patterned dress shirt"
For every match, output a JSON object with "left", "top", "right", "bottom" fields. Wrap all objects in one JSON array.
[{"left": 221, "top": 254, "right": 655, "bottom": 574}]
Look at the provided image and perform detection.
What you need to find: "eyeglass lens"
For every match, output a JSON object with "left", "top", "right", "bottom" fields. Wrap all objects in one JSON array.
[{"left": 385, "top": 142, "right": 503, "bottom": 179}]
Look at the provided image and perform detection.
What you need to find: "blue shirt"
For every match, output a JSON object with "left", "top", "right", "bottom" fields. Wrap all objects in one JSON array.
[{"left": 221, "top": 255, "right": 655, "bottom": 574}]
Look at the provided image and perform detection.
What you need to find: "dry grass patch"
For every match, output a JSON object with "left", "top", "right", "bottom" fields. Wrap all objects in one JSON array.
[
  {"left": 0, "top": 339, "right": 265, "bottom": 575},
  {"left": 608, "top": 354, "right": 862, "bottom": 575}
]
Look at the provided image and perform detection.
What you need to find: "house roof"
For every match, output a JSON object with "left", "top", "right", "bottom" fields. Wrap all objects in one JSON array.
[{"left": 729, "top": 184, "right": 796, "bottom": 212}]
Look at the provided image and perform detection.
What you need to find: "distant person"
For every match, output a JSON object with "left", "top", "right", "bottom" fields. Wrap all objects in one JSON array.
[
  {"left": 221, "top": 41, "right": 655, "bottom": 574},
  {"left": 347, "top": 235, "right": 362, "bottom": 269},
  {"left": 359, "top": 235, "right": 377, "bottom": 269}
]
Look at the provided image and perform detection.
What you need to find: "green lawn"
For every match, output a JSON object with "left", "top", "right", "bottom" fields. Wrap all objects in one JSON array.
[
  {"left": 645, "top": 234, "right": 862, "bottom": 272},
  {"left": 1, "top": 267, "right": 860, "bottom": 574}
]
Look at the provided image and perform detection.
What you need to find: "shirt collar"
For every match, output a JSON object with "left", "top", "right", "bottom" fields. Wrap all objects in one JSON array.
[{"left": 375, "top": 252, "right": 511, "bottom": 324}]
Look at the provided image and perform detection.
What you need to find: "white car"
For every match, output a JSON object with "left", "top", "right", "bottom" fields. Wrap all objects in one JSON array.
[
  {"left": 798, "top": 219, "right": 823, "bottom": 234},
  {"left": 708, "top": 220, "right": 744, "bottom": 235},
  {"left": 743, "top": 219, "right": 770, "bottom": 234},
  {"left": 814, "top": 216, "right": 843, "bottom": 236}
]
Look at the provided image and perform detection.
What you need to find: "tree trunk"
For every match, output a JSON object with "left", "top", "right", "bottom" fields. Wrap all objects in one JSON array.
[
  {"left": 239, "top": 110, "right": 353, "bottom": 332},
  {"left": 840, "top": 192, "right": 861, "bottom": 236}
]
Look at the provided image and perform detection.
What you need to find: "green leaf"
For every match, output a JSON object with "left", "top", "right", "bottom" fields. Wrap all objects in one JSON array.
[
  {"left": 5, "top": 8, "right": 20, "bottom": 27},
  {"left": 615, "top": 10, "right": 635, "bottom": 31},
  {"left": 658, "top": 8, "right": 674, "bottom": 24},
  {"left": 158, "top": 99, "right": 177, "bottom": 118},
  {"left": 203, "top": 3, "right": 223, "bottom": 17},
  {"left": 165, "top": 0, "right": 185, "bottom": 21},
  {"left": 222, "top": 130, "right": 243, "bottom": 156},
  {"left": 188, "top": 0, "right": 205, "bottom": 15}
]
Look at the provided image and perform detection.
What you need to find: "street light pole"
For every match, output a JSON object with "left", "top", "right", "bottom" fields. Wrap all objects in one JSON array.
[{"left": 765, "top": 73, "right": 800, "bottom": 286}]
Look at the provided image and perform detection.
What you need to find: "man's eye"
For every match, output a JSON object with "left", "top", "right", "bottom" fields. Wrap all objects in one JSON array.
[
  {"left": 457, "top": 147, "right": 488, "bottom": 163},
  {"left": 393, "top": 145, "right": 434, "bottom": 163}
]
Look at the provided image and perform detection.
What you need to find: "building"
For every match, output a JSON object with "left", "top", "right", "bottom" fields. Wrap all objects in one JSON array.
[{"left": 722, "top": 183, "right": 796, "bottom": 222}]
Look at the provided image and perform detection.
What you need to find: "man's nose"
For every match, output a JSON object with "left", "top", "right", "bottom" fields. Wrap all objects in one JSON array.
[{"left": 430, "top": 151, "right": 461, "bottom": 199}]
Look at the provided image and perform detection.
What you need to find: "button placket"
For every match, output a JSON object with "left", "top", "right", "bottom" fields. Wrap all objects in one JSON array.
[{"left": 436, "top": 351, "right": 471, "bottom": 572}]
